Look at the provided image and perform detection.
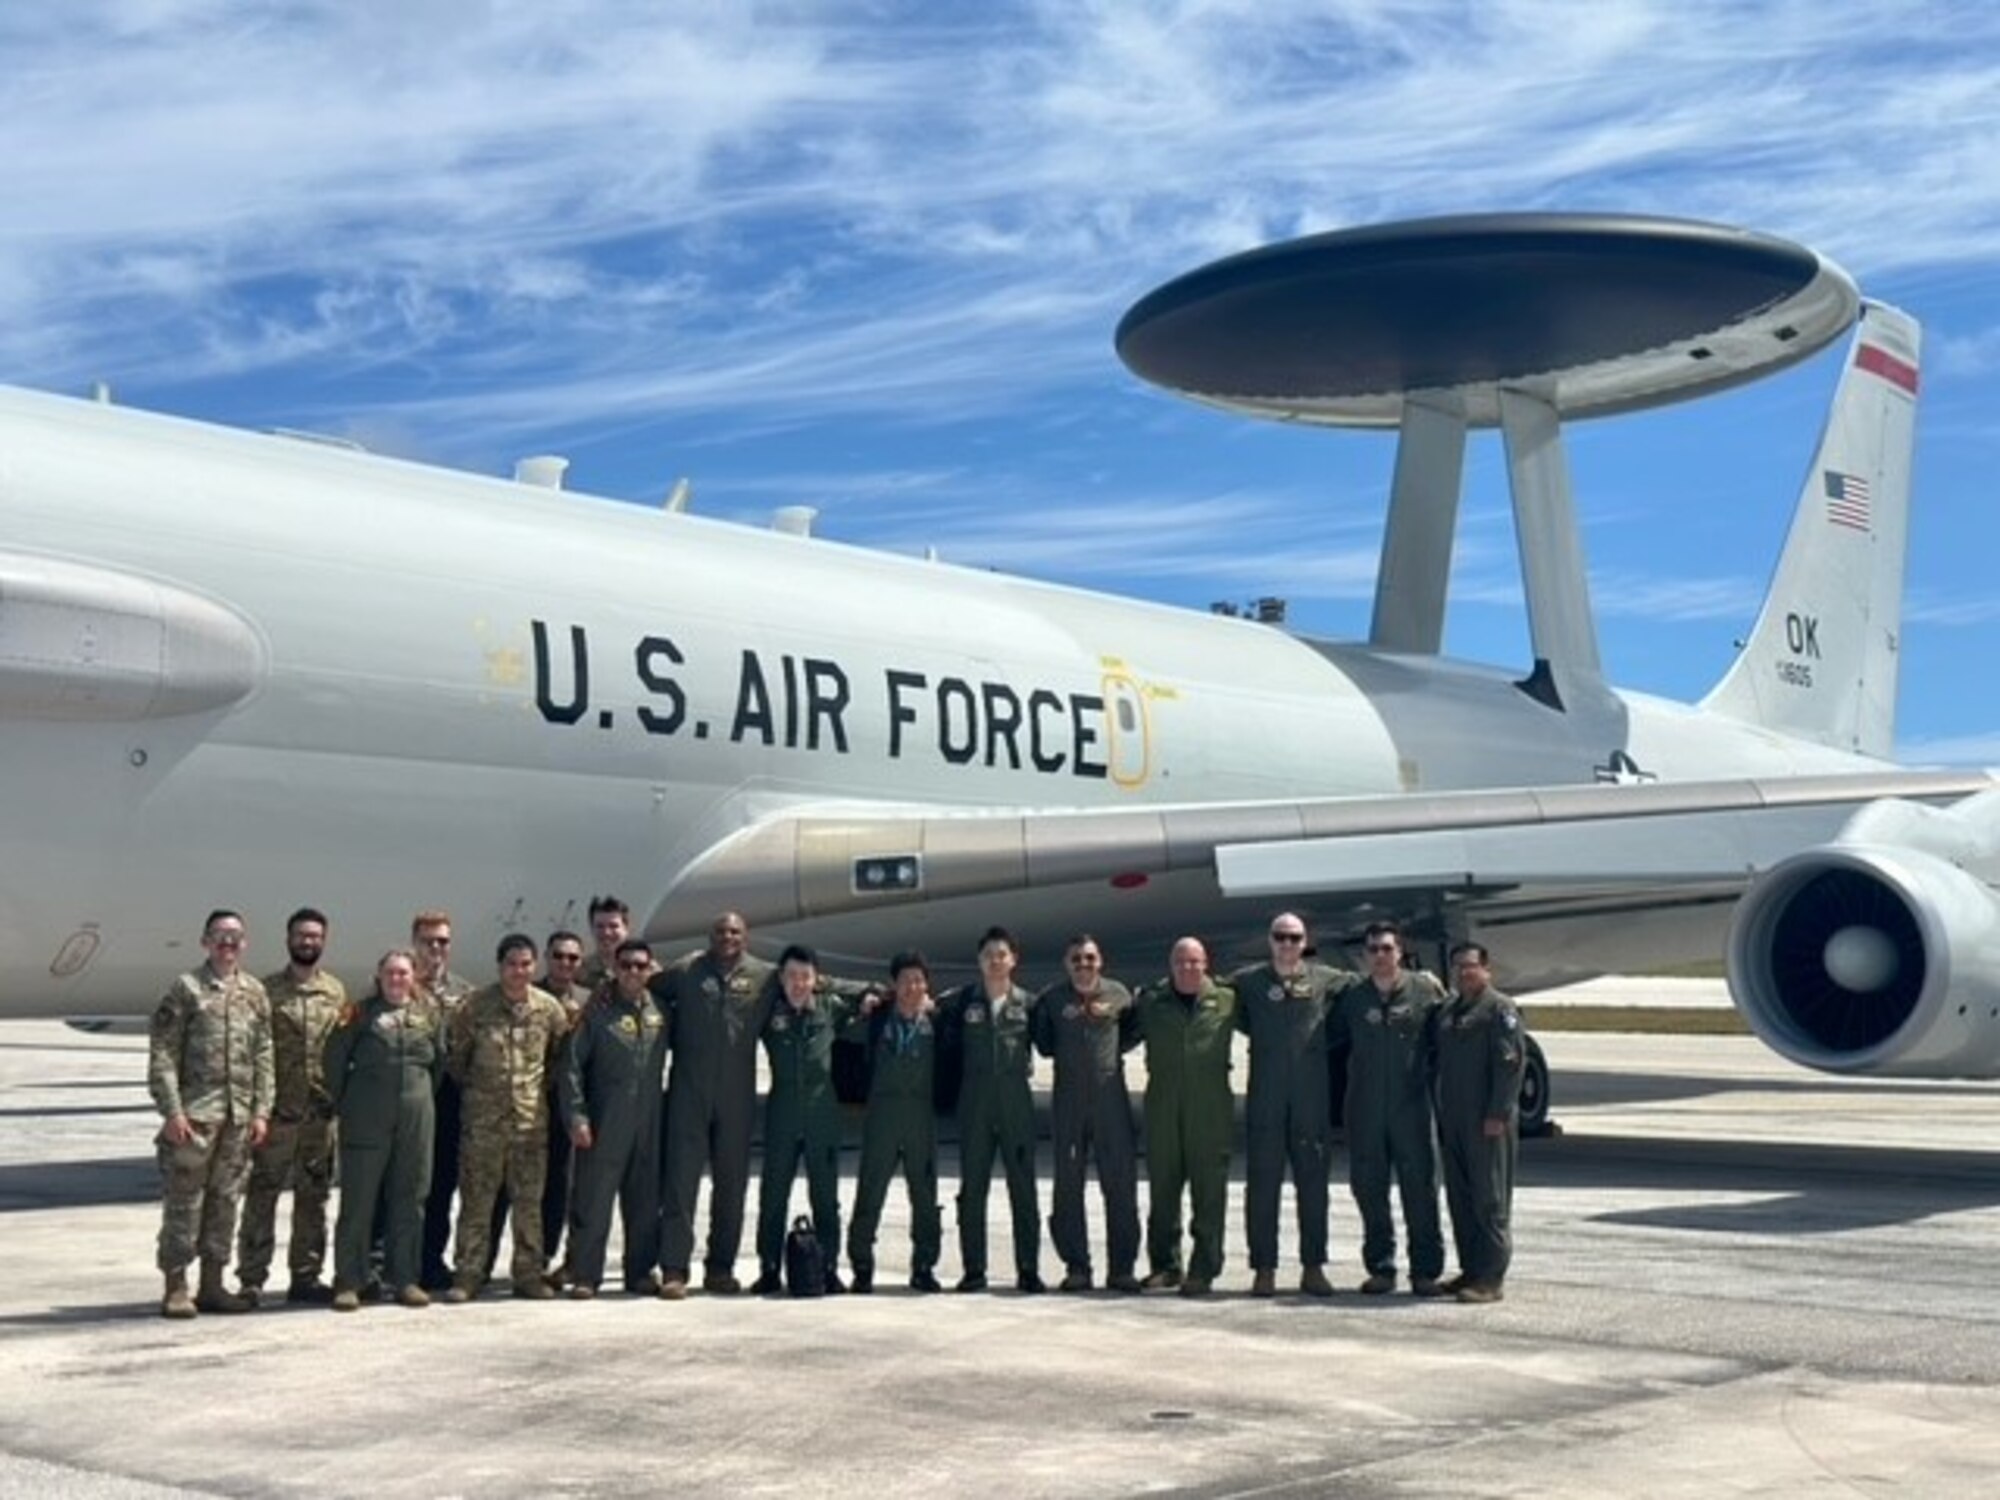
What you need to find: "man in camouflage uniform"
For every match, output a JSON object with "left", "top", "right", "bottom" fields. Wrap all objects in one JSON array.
[
  {"left": 935, "top": 926, "right": 1043, "bottom": 1293},
  {"left": 411, "top": 910, "right": 480, "bottom": 1290},
  {"left": 148, "top": 909, "right": 274, "bottom": 1318},
  {"left": 651, "top": 910, "right": 774, "bottom": 1298},
  {"left": 1031, "top": 935, "right": 1143, "bottom": 1294},
  {"left": 1230, "top": 912, "right": 1354, "bottom": 1298},
  {"left": 753, "top": 944, "right": 864, "bottom": 1295},
  {"left": 845, "top": 952, "right": 944, "bottom": 1295},
  {"left": 1135, "top": 938, "right": 1238, "bottom": 1297},
  {"left": 1328, "top": 921, "right": 1449, "bottom": 1297},
  {"left": 443, "top": 933, "right": 570, "bottom": 1301},
  {"left": 538, "top": 930, "right": 593, "bottom": 1285},
  {"left": 561, "top": 939, "right": 669, "bottom": 1297},
  {"left": 1434, "top": 942, "right": 1527, "bottom": 1304},
  {"left": 234, "top": 906, "right": 347, "bottom": 1305}
]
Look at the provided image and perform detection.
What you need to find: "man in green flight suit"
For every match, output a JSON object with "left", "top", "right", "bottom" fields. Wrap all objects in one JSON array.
[
  {"left": 561, "top": 938, "right": 670, "bottom": 1298},
  {"left": 1134, "top": 937, "right": 1238, "bottom": 1297},
  {"left": 1032, "top": 934, "right": 1143, "bottom": 1294},
  {"left": 752, "top": 943, "right": 864, "bottom": 1295},
  {"left": 323, "top": 948, "right": 443, "bottom": 1311},
  {"left": 652, "top": 910, "right": 774, "bottom": 1298},
  {"left": 845, "top": 951, "right": 944, "bottom": 1295},
  {"left": 1328, "top": 921, "right": 1449, "bottom": 1297},
  {"left": 1229, "top": 912, "right": 1351, "bottom": 1298},
  {"left": 935, "top": 926, "right": 1044, "bottom": 1294},
  {"left": 1434, "top": 942, "right": 1527, "bottom": 1304}
]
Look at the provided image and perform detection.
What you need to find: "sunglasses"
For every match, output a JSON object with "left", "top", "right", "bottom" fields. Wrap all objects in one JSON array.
[
  {"left": 550, "top": 952, "right": 584, "bottom": 963},
  {"left": 617, "top": 958, "right": 651, "bottom": 972},
  {"left": 1270, "top": 932, "right": 1306, "bottom": 944}
]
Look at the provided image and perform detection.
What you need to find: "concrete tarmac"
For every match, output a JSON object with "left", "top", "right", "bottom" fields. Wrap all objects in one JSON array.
[{"left": 5, "top": 1001, "right": 2000, "bottom": 1499}]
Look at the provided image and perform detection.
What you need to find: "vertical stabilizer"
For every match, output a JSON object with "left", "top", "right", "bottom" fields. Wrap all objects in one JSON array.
[{"left": 1701, "top": 301, "right": 1919, "bottom": 759}]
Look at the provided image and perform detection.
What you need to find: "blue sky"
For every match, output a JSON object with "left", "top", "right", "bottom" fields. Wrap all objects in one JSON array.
[{"left": 4, "top": 2, "right": 1998, "bottom": 760}]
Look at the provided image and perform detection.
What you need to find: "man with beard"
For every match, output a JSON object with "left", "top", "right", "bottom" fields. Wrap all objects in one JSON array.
[{"left": 235, "top": 907, "right": 348, "bottom": 1305}]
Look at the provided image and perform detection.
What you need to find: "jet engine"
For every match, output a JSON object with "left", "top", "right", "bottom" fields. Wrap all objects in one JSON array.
[{"left": 1727, "top": 791, "right": 2000, "bottom": 1076}]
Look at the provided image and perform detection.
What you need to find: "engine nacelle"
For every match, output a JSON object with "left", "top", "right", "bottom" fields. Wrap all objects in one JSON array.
[{"left": 1728, "top": 843, "right": 2000, "bottom": 1076}]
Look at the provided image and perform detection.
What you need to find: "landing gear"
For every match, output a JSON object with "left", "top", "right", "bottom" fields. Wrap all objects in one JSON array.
[{"left": 1519, "top": 1033, "right": 1552, "bottom": 1138}]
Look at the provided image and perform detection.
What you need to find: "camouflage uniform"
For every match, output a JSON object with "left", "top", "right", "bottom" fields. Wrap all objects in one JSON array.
[
  {"left": 1329, "top": 970, "right": 1448, "bottom": 1284},
  {"left": 1031, "top": 979, "right": 1142, "bottom": 1282},
  {"left": 1135, "top": 974, "right": 1238, "bottom": 1283},
  {"left": 539, "top": 976, "right": 594, "bottom": 1272},
  {"left": 447, "top": 983, "right": 570, "bottom": 1291},
  {"left": 415, "top": 968, "right": 478, "bottom": 1287},
  {"left": 1432, "top": 984, "right": 1526, "bottom": 1288},
  {"left": 1231, "top": 960, "right": 1356, "bottom": 1275},
  {"left": 561, "top": 987, "right": 670, "bottom": 1291},
  {"left": 652, "top": 950, "right": 775, "bottom": 1280},
  {"left": 236, "top": 965, "right": 348, "bottom": 1292},
  {"left": 324, "top": 992, "right": 443, "bottom": 1293},
  {"left": 148, "top": 963, "right": 273, "bottom": 1276}
]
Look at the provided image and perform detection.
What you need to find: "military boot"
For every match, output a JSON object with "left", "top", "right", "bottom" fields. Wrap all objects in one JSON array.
[
  {"left": 161, "top": 1269, "right": 197, "bottom": 1320},
  {"left": 195, "top": 1261, "right": 253, "bottom": 1314}
]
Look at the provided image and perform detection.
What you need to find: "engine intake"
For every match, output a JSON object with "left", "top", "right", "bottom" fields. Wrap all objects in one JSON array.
[{"left": 1728, "top": 844, "right": 2000, "bottom": 1076}]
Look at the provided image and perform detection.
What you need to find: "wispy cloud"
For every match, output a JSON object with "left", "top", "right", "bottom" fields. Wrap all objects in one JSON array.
[{"left": 5, "top": 1, "right": 2000, "bottom": 456}]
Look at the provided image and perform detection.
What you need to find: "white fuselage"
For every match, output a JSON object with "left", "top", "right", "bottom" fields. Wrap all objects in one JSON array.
[{"left": 0, "top": 388, "right": 1876, "bottom": 1011}]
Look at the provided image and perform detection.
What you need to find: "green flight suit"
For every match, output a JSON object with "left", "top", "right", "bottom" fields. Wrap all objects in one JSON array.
[
  {"left": 1032, "top": 980, "right": 1141, "bottom": 1279},
  {"left": 845, "top": 1007, "right": 943, "bottom": 1280},
  {"left": 561, "top": 988, "right": 669, "bottom": 1291},
  {"left": 1230, "top": 961, "right": 1354, "bottom": 1273},
  {"left": 416, "top": 968, "right": 477, "bottom": 1287},
  {"left": 938, "top": 982, "right": 1041, "bottom": 1281},
  {"left": 1135, "top": 976, "right": 1237, "bottom": 1282},
  {"left": 324, "top": 994, "right": 442, "bottom": 1293},
  {"left": 1329, "top": 970, "right": 1447, "bottom": 1282},
  {"left": 756, "top": 984, "right": 858, "bottom": 1279},
  {"left": 653, "top": 951, "right": 774, "bottom": 1278},
  {"left": 1432, "top": 984, "right": 1526, "bottom": 1286}
]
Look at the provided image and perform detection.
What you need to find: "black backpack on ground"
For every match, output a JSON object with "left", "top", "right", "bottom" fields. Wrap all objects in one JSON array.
[{"left": 784, "top": 1216, "right": 825, "bottom": 1298}]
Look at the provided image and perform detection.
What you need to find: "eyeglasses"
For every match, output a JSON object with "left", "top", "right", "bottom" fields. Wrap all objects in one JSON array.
[
  {"left": 208, "top": 933, "right": 245, "bottom": 948},
  {"left": 1365, "top": 943, "right": 1398, "bottom": 955},
  {"left": 1270, "top": 932, "right": 1306, "bottom": 944}
]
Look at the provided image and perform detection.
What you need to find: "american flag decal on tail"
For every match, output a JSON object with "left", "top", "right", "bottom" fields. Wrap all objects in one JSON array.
[{"left": 1824, "top": 470, "right": 1871, "bottom": 532}]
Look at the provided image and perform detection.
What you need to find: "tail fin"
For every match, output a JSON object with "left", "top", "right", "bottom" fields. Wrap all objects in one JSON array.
[{"left": 1701, "top": 301, "right": 1920, "bottom": 759}]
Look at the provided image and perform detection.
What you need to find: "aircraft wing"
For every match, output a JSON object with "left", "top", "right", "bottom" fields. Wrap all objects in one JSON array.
[{"left": 656, "top": 766, "right": 1994, "bottom": 932}]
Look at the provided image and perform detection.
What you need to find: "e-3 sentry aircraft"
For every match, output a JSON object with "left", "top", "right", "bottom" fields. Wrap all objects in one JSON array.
[{"left": 3, "top": 214, "right": 1994, "bottom": 1118}]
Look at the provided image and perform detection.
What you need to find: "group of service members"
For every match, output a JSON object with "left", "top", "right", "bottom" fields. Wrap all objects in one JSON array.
[{"left": 146, "top": 899, "right": 1526, "bottom": 1318}]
